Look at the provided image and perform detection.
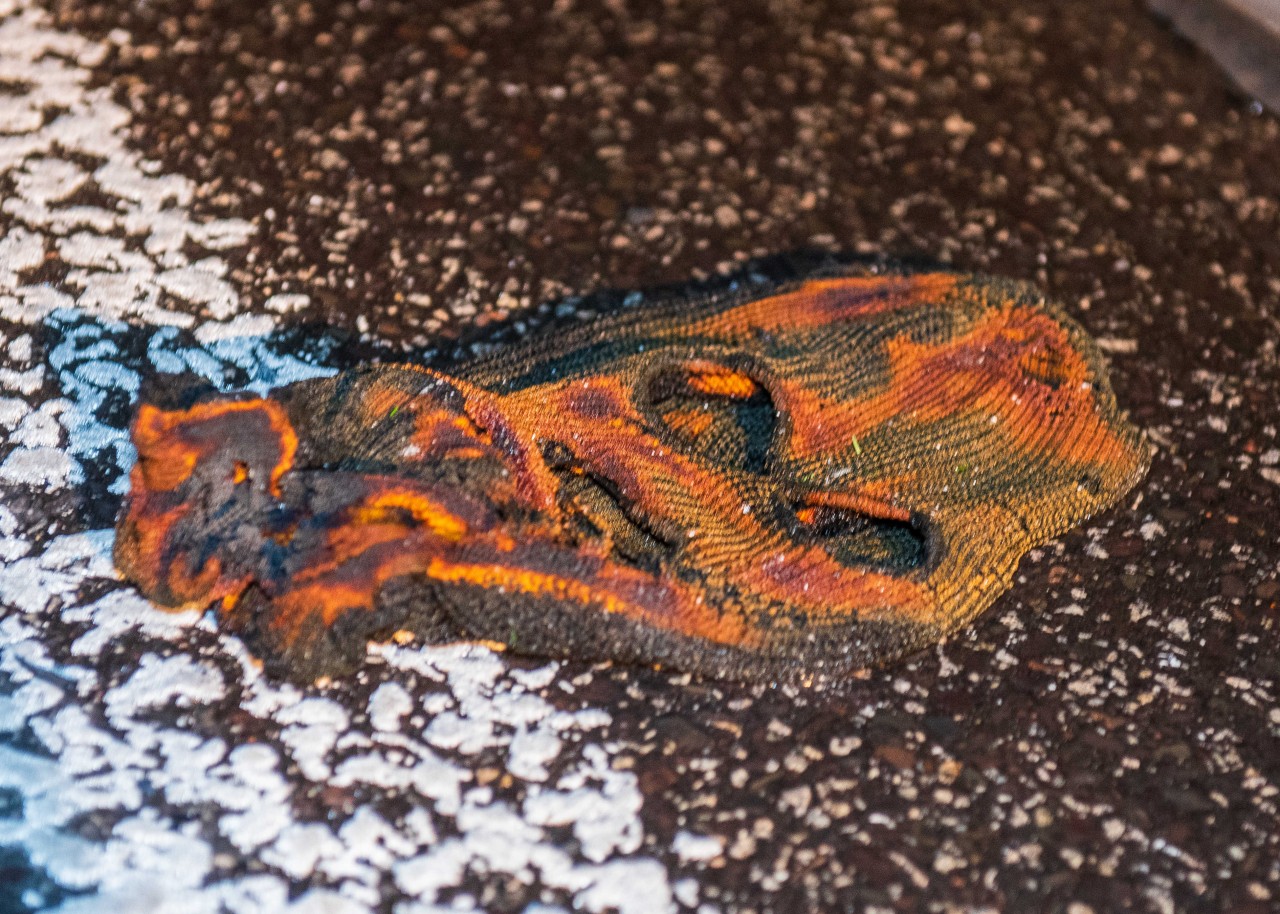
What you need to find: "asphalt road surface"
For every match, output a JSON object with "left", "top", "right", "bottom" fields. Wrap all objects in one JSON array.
[{"left": 1, "top": 1, "right": 1277, "bottom": 912}]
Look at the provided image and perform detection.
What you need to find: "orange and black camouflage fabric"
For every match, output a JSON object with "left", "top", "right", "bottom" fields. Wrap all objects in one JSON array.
[{"left": 115, "top": 266, "right": 1149, "bottom": 683}]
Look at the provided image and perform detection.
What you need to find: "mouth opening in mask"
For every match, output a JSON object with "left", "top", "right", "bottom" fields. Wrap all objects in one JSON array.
[
  {"left": 542, "top": 442, "right": 682, "bottom": 574},
  {"left": 785, "top": 495, "right": 932, "bottom": 576}
]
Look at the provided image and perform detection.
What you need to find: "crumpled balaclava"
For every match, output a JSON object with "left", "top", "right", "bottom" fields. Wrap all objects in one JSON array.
[{"left": 116, "top": 266, "right": 1149, "bottom": 683}]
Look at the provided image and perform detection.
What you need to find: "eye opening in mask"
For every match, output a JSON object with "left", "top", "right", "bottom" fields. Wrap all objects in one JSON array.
[
  {"left": 643, "top": 358, "right": 780, "bottom": 476},
  {"left": 781, "top": 492, "right": 934, "bottom": 577}
]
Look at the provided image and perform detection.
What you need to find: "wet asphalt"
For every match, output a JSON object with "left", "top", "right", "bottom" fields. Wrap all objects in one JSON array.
[{"left": 39, "top": 0, "right": 1280, "bottom": 910}]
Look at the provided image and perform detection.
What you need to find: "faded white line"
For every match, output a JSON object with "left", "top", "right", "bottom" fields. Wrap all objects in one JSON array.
[{"left": 0, "top": 2, "right": 686, "bottom": 911}]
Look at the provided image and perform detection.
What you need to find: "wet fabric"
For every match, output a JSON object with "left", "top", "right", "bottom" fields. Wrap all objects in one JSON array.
[{"left": 115, "top": 267, "right": 1149, "bottom": 683}]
